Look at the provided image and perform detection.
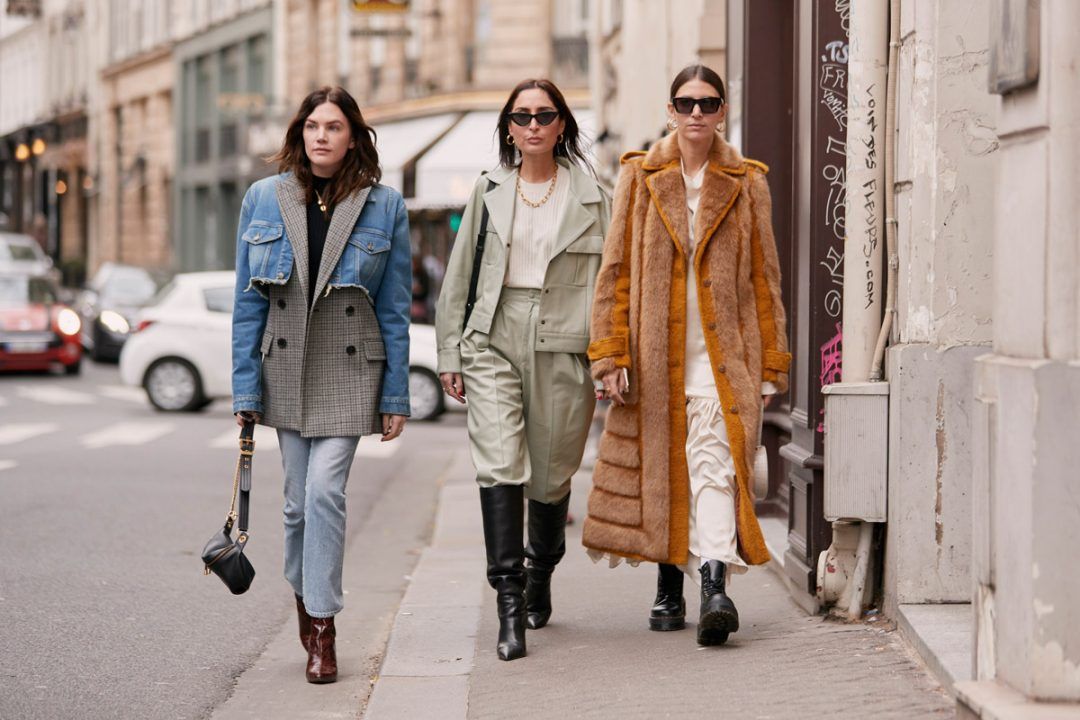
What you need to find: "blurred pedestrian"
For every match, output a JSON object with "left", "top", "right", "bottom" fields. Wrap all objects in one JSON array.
[
  {"left": 585, "top": 64, "right": 791, "bottom": 646},
  {"left": 231, "top": 86, "right": 412, "bottom": 682},
  {"left": 411, "top": 253, "right": 431, "bottom": 323},
  {"left": 435, "top": 79, "right": 610, "bottom": 661}
]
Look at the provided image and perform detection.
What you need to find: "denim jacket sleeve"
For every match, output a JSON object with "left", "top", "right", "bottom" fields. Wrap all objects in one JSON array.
[
  {"left": 374, "top": 192, "right": 413, "bottom": 416},
  {"left": 231, "top": 184, "right": 270, "bottom": 414}
]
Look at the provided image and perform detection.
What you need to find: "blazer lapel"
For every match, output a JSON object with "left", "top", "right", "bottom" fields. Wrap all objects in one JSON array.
[
  {"left": 550, "top": 164, "right": 602, "bottom": 257},
  {"left": 692, "top": 165, "right": 742, "bottom": 268},
  {"left": 483, "top": 173, "right": 516, "bottom": 247},
  {"left": 276, "top": 176, "right": 310, "bottom": 301},
  {"left": 311, "top": 186, "right": 372, "bottom": 302},
  {"left": 645, "top": 163, "right": 691, "bottom": 256}
]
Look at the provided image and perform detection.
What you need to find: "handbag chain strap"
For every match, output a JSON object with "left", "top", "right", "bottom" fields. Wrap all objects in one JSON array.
[{"left": 224, "top": 421, "right": 256, "bottom": 536}]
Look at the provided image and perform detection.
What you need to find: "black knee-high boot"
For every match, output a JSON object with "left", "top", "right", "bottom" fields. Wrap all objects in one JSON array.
[
  {"left": 649, "top": 563, "right": 686, "bottom": 631},
  {"left": 479, "top": 485, "right": 527, "bottom": 661},
  {"left": 524, "top": 492, "right": 570, "bottom": 629}
]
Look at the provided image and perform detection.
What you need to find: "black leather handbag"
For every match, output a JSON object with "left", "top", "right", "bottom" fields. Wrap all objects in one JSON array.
[{"left": 201, "top": 421, "right": 256, "bottom": 594}]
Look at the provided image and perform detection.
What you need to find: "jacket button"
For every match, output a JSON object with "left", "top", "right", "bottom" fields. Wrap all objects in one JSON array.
[
  {"left": 277, "top": 338, "right": 287, "bottom": 348},
  {"left": 718, "top": 364, "right": 727, "bottom": 373},
  {"left": 254, "top": 233, "right": 261, "bottom": 241},
  {"left": 729, "top": 406, "right": 739, "bottom": 414},
  {"left": 540, "top": 338, "right": 545, "bottom": 343},
  {"left": 708, "top": 322, "right": 716, "bottom": 331},
  {"left": 540, "top": 319, "right": 546, "bottom": 325},
  {"left": 346, "top": 306, "right": 355, "bottom": 316},
  {"left": 367, "top": 243, "right": 374, "bottom": 251},
  {"left": 703, "top": 279, "right": 712, "bottom": 287},
  {"left": 277, "top": 299, "right": 286, "bottom": 309},
  {"left": 346, "top": 345, "right": 356, "bottom": 355},
  {"left": 544, "top": 289, "right": 550, "bottom": 294},
  {"left": 276, "top": 272, "right": 284, "bottom": 279}
]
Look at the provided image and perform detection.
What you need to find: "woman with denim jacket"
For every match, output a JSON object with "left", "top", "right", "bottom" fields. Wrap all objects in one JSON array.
[
  {"left": 435, "top": 79, "right": 610, "bottom": 661},
  {"left": 231, "top": 86, "right": 411, "bottom": 683}
]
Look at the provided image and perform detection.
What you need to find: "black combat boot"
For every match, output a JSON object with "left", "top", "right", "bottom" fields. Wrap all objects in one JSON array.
[
  {"left": 697, "top": 560, "right": 739, "bottom": 646},
  {"left": 649, "top": 563, "right": 686, "bottom": 631},
  {"left": 524, "top": 492, "right": 570, "bottom": 630},
  {"left": 479, "top": 485, "right": 527, "bottom": 661}
]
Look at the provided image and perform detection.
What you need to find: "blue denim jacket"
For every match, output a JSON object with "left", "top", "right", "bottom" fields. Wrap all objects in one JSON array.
[{"left": 232, "top": 174, "right": 412, "bottom": 417}]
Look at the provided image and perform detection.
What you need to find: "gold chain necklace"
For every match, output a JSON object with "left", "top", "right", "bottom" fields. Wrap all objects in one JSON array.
[{"left": 516, "top": 165, "right": 558, "bottom": 208}]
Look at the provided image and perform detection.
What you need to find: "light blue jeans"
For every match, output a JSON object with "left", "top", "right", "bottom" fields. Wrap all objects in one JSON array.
[{"left": 277, "top": 430, "right": 360, "bottom": 618}]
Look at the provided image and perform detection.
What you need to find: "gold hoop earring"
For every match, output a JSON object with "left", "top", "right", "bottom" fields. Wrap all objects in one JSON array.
[
  {"left": 558, "top": 134, "right": 564, "bottom": 144},
  {"left": 506, "top": 134, "right": 514, "bottom": 146},
  {"left": 667, "top": 118, "right": 678, "bottom": 131}
]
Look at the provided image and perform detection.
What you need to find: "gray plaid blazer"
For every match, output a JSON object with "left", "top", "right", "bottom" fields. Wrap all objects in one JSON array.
[{"left": 260, "top": 179, "right": 384, "bottom": 437}]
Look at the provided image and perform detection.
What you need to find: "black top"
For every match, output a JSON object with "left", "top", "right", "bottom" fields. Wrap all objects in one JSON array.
[{"left": 307, "top": 176, "right": 331, "bottom": 307}]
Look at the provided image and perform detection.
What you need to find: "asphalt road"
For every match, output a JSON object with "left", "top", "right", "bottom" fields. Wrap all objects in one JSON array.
[{"left": 0, "top": 360, "right": 461, "bottom": 720}]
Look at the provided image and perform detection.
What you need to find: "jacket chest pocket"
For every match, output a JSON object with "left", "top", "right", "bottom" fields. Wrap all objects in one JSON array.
[
  {"left": 243, "top": 223, "right": 292, "bottom": 284},
  {"left": 331, "top": 228, "right": 391, "bottom": 293},
  {"left": 564, "top": 235, "right": 605, "bottom": 286}
]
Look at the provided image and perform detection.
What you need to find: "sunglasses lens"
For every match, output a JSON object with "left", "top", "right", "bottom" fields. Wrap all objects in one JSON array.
[
  {"left": 699, "top": 98, "right": 722, "bottom": 113},
  {"left": 508, "top": 113, "right": 532, "bottom": 127},
  {"left": 535, "top": 111, "right": 559, "bottom": 126},
  {"left": 673, "top": 98, "right": 694, "bottom": 114}
]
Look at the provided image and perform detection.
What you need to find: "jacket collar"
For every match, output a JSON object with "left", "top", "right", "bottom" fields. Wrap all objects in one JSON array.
[
  {"left": 482, "top": 158, "right": 602, "bottom": 249},
  {"left": 276, "top": 173, "right": 374, "bottom": 304},
  {"left": 641, "top": 132, "right": 744, "bottom": 259}
]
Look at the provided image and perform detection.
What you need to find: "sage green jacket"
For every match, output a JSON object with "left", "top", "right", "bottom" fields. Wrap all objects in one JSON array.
[{"left": 436, "top": 158, "right": 612, "bottom": 374}]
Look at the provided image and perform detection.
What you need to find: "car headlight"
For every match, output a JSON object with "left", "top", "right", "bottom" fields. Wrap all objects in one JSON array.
[
  {"left": 57, "top": 308, "right": 81, "bottom": 336},
  {"left": 100, "top": 309, "right": 131, "bottom": 334}
]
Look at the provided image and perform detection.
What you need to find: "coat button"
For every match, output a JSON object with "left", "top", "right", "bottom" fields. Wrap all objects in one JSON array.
[
  {"left": 703, "top": 279, "right": 712, "bottom": 287},
  {"left": 540, "top": 319, "right": 546, "bottom": 325},
  {"left": 708, "top": 322, "right": 716, "bottom": 331},
  {"left": 346, "top": 306, "right": 355, "bottom": 316},
  {"left": 540, "top": 338, "right": 545, "bottom": 343},
  {"left": 346, "top": 345, "right": 356, "bottom": 355},
  {"left": 544, "top": 289, "right": 550, "bottom": 294},
  {"left": 729, "top": 406, "right": 739, "bottom": 414},
  {"left": 277, "top": 338, "right": 287, "bottom": 348},
  {"left": 718, "top": 364, "right": 727, "bottom": 373},
  {"left": 277, "top": 299, "right": 286, "bottom": 309}
]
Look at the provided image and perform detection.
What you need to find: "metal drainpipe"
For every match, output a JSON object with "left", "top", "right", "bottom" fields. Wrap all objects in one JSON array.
[{"left": 817, "top": 0, "right": 892, "bottom": 618}]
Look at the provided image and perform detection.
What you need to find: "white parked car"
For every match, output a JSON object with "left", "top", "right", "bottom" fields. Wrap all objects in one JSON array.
[
  {"left": 0, "top": 232, "right": 60, "bottom": 282},
  {"left": 119, "top": 271, "right": 451, "bottom": 420}
]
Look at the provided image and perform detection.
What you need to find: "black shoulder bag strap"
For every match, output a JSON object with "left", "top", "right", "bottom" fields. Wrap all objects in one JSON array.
[
  {"left": 231, "top": 420, "right": 255, "bottom": 545},
  {"left": 463, "top": 178, "right": 496, "bottom": 328}
]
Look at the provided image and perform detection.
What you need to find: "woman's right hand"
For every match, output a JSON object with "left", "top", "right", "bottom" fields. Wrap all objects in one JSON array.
[
  {"left": 440, "top": 372, "right": 466, "bottom": 404},
  {"left": 600, "top": 369, "right": 628, "bottom": 406},
  {"left": 235, "top": 411, "right": 261, "bottom": 427}
]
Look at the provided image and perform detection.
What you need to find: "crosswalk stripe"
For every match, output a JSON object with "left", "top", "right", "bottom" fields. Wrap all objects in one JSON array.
[
  {"left": 80, "top": 422, "right": 174, "bottom": 449},
  {"left": 0, "top": 423, "right": 59, "bottom": 446},
  {"left": 98, "top": 385, "right": 147, "bottom": 404},
  {"left": 355, "top": 434, "right": 400, "bottom": 459},
  {"left": 211, "top": 426, "right": 280, "bottom": 451},
  {"left": 17, "top": 387, "right": 95, "bottom": 405},
  {"left": 0, "top": 460, "right": 17, "bottom": 472}
]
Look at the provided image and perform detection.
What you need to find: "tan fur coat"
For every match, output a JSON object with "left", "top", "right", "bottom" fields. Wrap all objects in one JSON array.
[{"left": 584, "top": 133, "right": 791, "bottom": 566}]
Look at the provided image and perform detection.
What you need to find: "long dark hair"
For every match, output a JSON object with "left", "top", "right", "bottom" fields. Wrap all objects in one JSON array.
[
  {"left": 269, "top": 86, "right": 381, "bottom": 209},
  {"left": 496, "top": 78, "right": 593, "bottom": 172},
  {"left": 669, "top": 64, "right": 727, "bottom": 105}
]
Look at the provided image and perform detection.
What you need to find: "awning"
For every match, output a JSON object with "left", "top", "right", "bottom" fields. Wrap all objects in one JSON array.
[
  {"left": 372, "top": 113, "right": 460, "bottom": 195},
  {"left": 411, "top": 110, "right": 596, "bottom": 209}
]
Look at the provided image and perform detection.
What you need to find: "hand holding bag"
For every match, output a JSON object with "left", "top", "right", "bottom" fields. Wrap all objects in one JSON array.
[{"left": 201, "top": 421, "right": 256, "bottom": 594}]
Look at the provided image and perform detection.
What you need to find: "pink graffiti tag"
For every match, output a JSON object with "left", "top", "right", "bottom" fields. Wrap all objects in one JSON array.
[{"left": 817, "top": 323, "right": 843, "bottom": 432}]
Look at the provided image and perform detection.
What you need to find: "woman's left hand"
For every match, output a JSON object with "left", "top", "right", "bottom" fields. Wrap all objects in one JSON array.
[
  {"left": 762, "top": 394, "right": 776, "bottom": 409},
  {"left": 381, "top": 414, "right": 406, "bottom": 442}
]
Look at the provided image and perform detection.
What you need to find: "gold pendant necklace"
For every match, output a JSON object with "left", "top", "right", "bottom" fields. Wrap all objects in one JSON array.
[
  {"left": 516, "top": 165, "right": 558, "bottom": 208},
  {"left": 314, "top": 188, "right": 328, "bottom": 214}
]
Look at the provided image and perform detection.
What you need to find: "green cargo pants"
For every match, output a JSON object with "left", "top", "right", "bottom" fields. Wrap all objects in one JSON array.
[{"left": 460, "top": 287, "right": 596, "bottom": 503}]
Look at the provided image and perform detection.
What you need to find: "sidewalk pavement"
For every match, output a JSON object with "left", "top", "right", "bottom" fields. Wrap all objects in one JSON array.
[{"left": 364, "top": 438, "right": 956, "bottom": 719}]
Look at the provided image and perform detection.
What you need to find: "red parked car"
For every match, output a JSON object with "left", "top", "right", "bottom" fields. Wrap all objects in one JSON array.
[{"left": 0, "top": 273, "right": 82, "bottom": 374}]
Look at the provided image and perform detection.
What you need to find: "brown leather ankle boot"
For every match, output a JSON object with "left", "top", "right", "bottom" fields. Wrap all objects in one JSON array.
[
  {"left": 305, "top": 616, "right": 338, "bottom": 683},
  {"left": 295, "top": 595, "right": 313, "bottom": 651}
]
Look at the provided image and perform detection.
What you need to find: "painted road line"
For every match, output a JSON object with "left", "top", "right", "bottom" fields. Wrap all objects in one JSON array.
[
  {"left": 0, "top": 423, "right": 60, "bottom": 446},
  {"left": 17, "top": 386, "right": 96, "bottom": 405},
  {"left": 80, "top": 422, "right": 174, "bottom": 449},
  {"left": 98, "top": 385, "right": 148, "bottom": 404},
  {"left": 210, "top": 426, "right": 280, "bottom": 451}
]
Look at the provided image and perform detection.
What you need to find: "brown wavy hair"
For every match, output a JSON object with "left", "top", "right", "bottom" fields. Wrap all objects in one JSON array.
[{"left": 269, "top": 86, "right": 381, "bottom": 210}]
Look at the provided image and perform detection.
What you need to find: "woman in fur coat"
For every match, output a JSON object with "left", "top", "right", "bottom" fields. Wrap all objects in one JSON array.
[{"left": 585, "top": 65, "right": 791, "bottom": 646}]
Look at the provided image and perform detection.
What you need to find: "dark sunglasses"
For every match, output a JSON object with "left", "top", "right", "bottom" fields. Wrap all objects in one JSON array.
[
  {"left": 507, "top": 110, "right": 560, "bottom": 127},
  {"left": 671, "top": 96, "right": 724, "bottom": 115}
]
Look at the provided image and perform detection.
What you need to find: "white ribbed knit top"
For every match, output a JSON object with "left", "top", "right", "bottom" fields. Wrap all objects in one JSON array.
[{"left": 504, "top": 168, "right": 570, "bottom": 289}]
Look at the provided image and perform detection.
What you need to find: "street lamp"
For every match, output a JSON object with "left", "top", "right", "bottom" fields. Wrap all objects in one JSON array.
[
  {"left": 14, "top": 143, "right": 30, "bottom": 161},
  {"left": 31, "top": 138, "right": 46, "bottom": 156}
]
